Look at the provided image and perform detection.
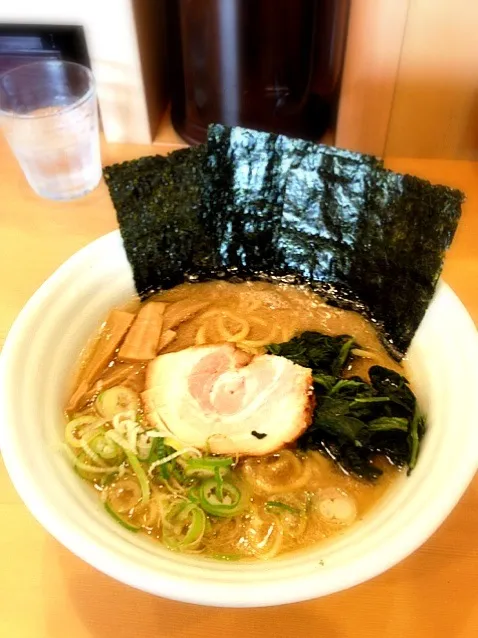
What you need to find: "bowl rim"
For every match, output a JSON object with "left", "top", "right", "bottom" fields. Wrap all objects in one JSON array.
[{"left": 1, "top": 230, "right": 477, "bottom": 607}]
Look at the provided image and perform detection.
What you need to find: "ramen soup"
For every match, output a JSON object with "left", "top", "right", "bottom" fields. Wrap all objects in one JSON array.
[{"left": 65, "top": 281, "right": 409, "bottom": 560}]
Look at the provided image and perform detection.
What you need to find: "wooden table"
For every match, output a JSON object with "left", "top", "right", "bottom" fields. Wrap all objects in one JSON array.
[{"left": 0, "top": 135, "right": 477, "bottom": 638}]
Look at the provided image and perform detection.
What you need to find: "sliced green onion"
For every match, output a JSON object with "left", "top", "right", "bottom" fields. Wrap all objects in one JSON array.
[
  {"left": 65, "top": 415, "right": 103, "bottom": 448},
  {"left": 214, "top": 466, "right": 224, "bottom": 501},
  {"left": 73, "top": 461, "right": 119, "bottom": 481},
  {"left": 188, "top": 485, "right": 200, "bottom": 503},
  {"left": 65, "top": 446, "right": 120, "bottom": 482},
  {"left": 80, "top": 439, "right": 107, "bottom": 466},
  {"left": 199, "top": 478, "right": 247, "bottom": 518},
  {"left": 182, "top": 507, "right": 206, "bottom": 546},
  {"left": 204, "top": 515, "right": 212, "bottom": 534},
  {"left": 265, "top": 501, "right": 301, "bottom": 515},
  {"left": 171, "top": 463, "right": 185, "bottom": 483},
  {"left": 95, "top": 386, "right": 139, "bottom": 419},
  {"left": 187, "top": 456, "right": 234, "bottom": 469},
  {"left": 184, "top": 456, "right": 233, "bottom": 479},
  {"left": 163, "top": 502, "right": 206, "bottom": 550},
  {"left": 148, "top": 437, "right": 163, "bottom": 462},
  {"left": 104, "top": 502, "right": 141, "bottom": 532},
  {"left": 184, "top": 467, "right": 214, "bottom": 479},
  {"left": 149, "top": 444, "right": 201, "bottom": 477},
  {"left": 89, "top": 428, "right": 124, "bottom": 462},
  {"left": 124, "top": 449, "right": 150, "bottom": 505},
  {"left": 210, "top": 553, "right": 243, "bottom": 561},
  {"left": 105, "top": 476, "right": 142, "bottom": 513},
  {"left": 160, "top": 462, "right": 170, "bottom": 480}
]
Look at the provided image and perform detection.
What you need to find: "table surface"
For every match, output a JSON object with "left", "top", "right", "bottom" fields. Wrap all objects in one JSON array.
[{"left": 0, "top": 135, "right": 477, "bottom": 638}]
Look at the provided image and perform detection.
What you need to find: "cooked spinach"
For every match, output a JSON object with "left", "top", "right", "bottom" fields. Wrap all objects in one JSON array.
[
  {"left": 266, "top": 332, "right": 425, "bottom": 480},
  {"left": 267, "top": 331, "right": 356, "bottom": 376}
]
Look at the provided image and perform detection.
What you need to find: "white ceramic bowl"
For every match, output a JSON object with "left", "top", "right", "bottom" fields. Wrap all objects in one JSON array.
[{"left": 1, "top": 231, "right": 477, "bottom": 607}]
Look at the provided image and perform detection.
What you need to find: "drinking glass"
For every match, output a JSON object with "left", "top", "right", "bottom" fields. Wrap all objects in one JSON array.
[{"left": 0, "top": 61, "right": 101, "bottom": 200}]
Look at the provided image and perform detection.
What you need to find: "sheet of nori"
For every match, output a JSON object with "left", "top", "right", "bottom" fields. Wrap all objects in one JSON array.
[
  {"left": 202, "top": 124, "right": 463, "bottom": 356},
  {"left": 201, "top": 124, "right": 385, "bottom": 276},
  {"left": 104, "top": 124, "right": 463, "bottom": 357},
  {"left": 103, "top": 146, "right": 212, "bottom": 297}
]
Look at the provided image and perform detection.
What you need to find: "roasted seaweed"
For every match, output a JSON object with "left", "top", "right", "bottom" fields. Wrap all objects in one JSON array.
[
  {"left": 104, "top": 146, "right": 211, "bottom": 297},
  {"left": 203, "top": 125, "right": 464, "bottom": 356},
  {"left": 201, "top": 125, "right": 385, "bottom": 276},
  {"left": 104, "top": 123, "right": 464, "bottom": 357}
]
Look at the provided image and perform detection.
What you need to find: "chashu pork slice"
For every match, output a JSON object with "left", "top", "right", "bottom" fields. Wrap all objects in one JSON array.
[{"left": 141, "top": 343, "right": 313, "bottom": 455}]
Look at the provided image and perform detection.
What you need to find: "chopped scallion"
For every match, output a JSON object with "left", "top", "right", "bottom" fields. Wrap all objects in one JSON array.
[{"left": 124, "top": 449, "right": 150, "bottom": 505}]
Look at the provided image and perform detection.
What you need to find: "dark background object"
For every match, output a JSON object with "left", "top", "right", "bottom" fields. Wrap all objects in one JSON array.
[
  {"left": 168, "top": 0, "right": 350, "bottom": 144},
  {"left": 0, "top": 24, "right": 90, "bottom": 76}
]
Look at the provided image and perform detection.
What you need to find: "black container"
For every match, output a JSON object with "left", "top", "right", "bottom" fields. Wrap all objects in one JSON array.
[{"left": 168, "top": 0, "right": 350, "bottom": 145}]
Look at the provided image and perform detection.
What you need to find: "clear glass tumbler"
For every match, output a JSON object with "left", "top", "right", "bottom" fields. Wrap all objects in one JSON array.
[{"left": 0, "top": 61, "right": 101, "bottom": 200}]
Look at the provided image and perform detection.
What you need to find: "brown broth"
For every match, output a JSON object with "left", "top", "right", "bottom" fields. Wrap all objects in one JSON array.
[
  {"left": 151, "top": 281, "right": 401, "bottom": 377},
  {"left": 66, "top": 281, "right": 402, "bottom": 559}
]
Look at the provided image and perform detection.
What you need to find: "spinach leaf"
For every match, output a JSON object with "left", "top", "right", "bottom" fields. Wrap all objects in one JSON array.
[
  {"left": 312, "top": 414, "right": 365, "bottom": 443},
  {"left": 303, "top": 438, "right": 384, "bottom": 481},
  {"left": 312, "top": 374, "right": 337, "bottom": 393},
  {"left": 368, "top": 365, "right": 416, "bottom": 414},
  {"left": 266, "top": 331, "right": 355, "bottom": 376},
  {"left": 332, "top": 338, "right": 355, "bottom": 376},
  {"left": 408, "top": 405, "right": 425, "bottom": 473},
  {"left": 367, "top": 417, "right": 409, "bottom": 432},
  {"left": 270, "top": 331, "right": 425, "bottom": 480},
  {"left": 328, "top": 378, "right": 370, "bottom": 398}
]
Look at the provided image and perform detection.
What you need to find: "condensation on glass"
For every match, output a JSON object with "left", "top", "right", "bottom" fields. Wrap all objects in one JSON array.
[{"left": 0, "top": 60, "right": 101, "bottom": 200}]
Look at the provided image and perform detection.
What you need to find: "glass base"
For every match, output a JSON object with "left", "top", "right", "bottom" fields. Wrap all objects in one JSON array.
[{"left": 28, "top": 174, "right": 102, "bottom": 202}]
